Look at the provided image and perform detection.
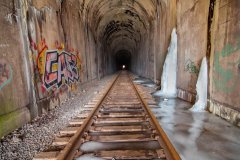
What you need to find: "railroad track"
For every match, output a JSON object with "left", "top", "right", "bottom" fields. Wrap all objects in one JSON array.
[{"left": 34, "top": 71, "right": 180, "bottom": 160}]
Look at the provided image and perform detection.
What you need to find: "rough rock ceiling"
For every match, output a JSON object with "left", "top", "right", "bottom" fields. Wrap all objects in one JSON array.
[{"left": 81, "top": 0, "right": 157, "bottom": 55}]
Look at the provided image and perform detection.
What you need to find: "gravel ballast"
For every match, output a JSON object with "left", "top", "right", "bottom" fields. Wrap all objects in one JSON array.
[{"left": 0, "top": 75, "right": 114, "bottom": 160}]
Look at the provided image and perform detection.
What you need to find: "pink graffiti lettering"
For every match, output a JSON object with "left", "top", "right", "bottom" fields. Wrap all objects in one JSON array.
[{"left": 43, "top": 50, "right": 79, "bottom": 90}]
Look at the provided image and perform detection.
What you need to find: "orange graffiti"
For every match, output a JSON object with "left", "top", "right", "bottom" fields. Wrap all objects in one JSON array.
[
  {"left": 36, "top": 39, "right": 48, "bottom": 75},
  {"left": 55, "top": 41, "right": 64, "bottom": 50},
  {"left": 76, "top": 50, "right": 83, "bottom": 82}
]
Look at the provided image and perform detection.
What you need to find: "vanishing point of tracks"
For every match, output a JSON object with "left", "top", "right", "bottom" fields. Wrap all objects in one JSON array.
[{"left": 34, "top": 71, "right": 181, "bottom": 160}]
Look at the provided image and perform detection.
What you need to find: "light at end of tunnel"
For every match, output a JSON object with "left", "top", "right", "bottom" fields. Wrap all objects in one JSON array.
[{"left": 122, "top": 65, "right": 126, "bottom": 69}]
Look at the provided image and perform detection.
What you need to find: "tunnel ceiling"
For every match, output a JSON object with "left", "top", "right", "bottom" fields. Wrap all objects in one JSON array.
[{"left": 81, "top": 0, "right": 157, "bottom": 55}]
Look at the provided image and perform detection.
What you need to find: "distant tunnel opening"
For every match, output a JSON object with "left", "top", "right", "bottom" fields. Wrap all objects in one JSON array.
[{"left": 115, "top": 50, "right": 131, "bottom": 70}]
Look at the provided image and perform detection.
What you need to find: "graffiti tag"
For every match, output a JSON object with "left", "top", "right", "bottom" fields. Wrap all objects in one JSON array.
[
  {"left": 43, "top": 50, "right": 79, "bottom": 90},
  {"left": 184, "top": 59, "right": 199, "bottom": 75},
  {"left": 30, "top": 39, "right": 82, "bottom": 93},
  {"left": 0, "top": 61, "right": 13, "bottom": 90}
]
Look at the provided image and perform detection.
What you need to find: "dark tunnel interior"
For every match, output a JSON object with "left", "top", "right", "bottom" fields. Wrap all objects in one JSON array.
[{"left": 115, "top": 50, "right": 131, "bottom": 70}]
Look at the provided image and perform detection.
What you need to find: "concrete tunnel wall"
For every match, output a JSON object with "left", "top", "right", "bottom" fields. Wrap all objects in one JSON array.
[{"left": 0, "top": 0, "right": 240, "bottom": 138}]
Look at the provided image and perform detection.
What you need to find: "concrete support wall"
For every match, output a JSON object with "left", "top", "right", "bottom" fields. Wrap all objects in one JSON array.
[
  {"left": 0, "top": 0, "right": 98, "bottom": 138},
  {"left": 176, "top": 0, "right": 240, "bottom": 126},
  {"left": 60, "top": 0, "right": 98, "bottom": 82},
  {"left": 0, "top": 0, "right": 31, "bottom": 137},
  {"left": 130, "top": 0, "right": 177, "bottom": 81},
  {"left": 154, "top": 0, "right": 177, "bottom": 83},
  {"left": 209, "top": 0, "right": 240, "bottom": 126},
  {"left": 176, "top": 0, "right": 210, "bottom": 101}
]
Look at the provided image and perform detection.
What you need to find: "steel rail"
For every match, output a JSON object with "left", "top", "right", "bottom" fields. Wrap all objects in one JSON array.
[
  {"left": 55, "top": 71, "right": 181, "bottom": 160},
  {"left": 56, "top": 73, "right": 120, "bottom": 160},
  {"left": 129, "top": 74, "right": 181, "bottom": 160}
]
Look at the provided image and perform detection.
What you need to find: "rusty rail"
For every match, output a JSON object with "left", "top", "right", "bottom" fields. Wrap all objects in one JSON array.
[
  {"left": 130, "top": 75, "right": 181, "bottom": 160},
  {"left": 56, "top": 73, "right": 120, "bottom": 160}
]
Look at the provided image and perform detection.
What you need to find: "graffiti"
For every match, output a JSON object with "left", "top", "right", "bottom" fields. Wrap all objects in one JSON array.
[
  {"left": 31, "top": 39, "right": 81, "bottom": 92},
  {"left": 213, "top": 37, "right": 240, "bottom": 93},
  {"left": 44, "top": 50, "right": 79, "bottom": 90},
  {"left": 30, "top": 39, "right": 48, "bottom": 88},
  {"left": 184, "top": 59, "right": 199, "bottom": 75},
  {"left": 0, "top": 61, "right": 13, "bottom": 90},
  {"left": 36, "top": 39, "right": 48, "bottom": 76}
]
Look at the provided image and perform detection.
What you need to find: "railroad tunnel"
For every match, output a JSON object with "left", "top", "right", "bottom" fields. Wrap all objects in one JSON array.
[
  {"left": 66, "top": 0, "right": 172, "bottom": 78},
  {"left": 1, "top": 0, "right": 240, "bottom": 159}
]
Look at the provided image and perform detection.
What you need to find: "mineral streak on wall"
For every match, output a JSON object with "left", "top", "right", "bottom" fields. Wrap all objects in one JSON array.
[{"left": 0, "top": 0, "right": 240, "bottom": 138}]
